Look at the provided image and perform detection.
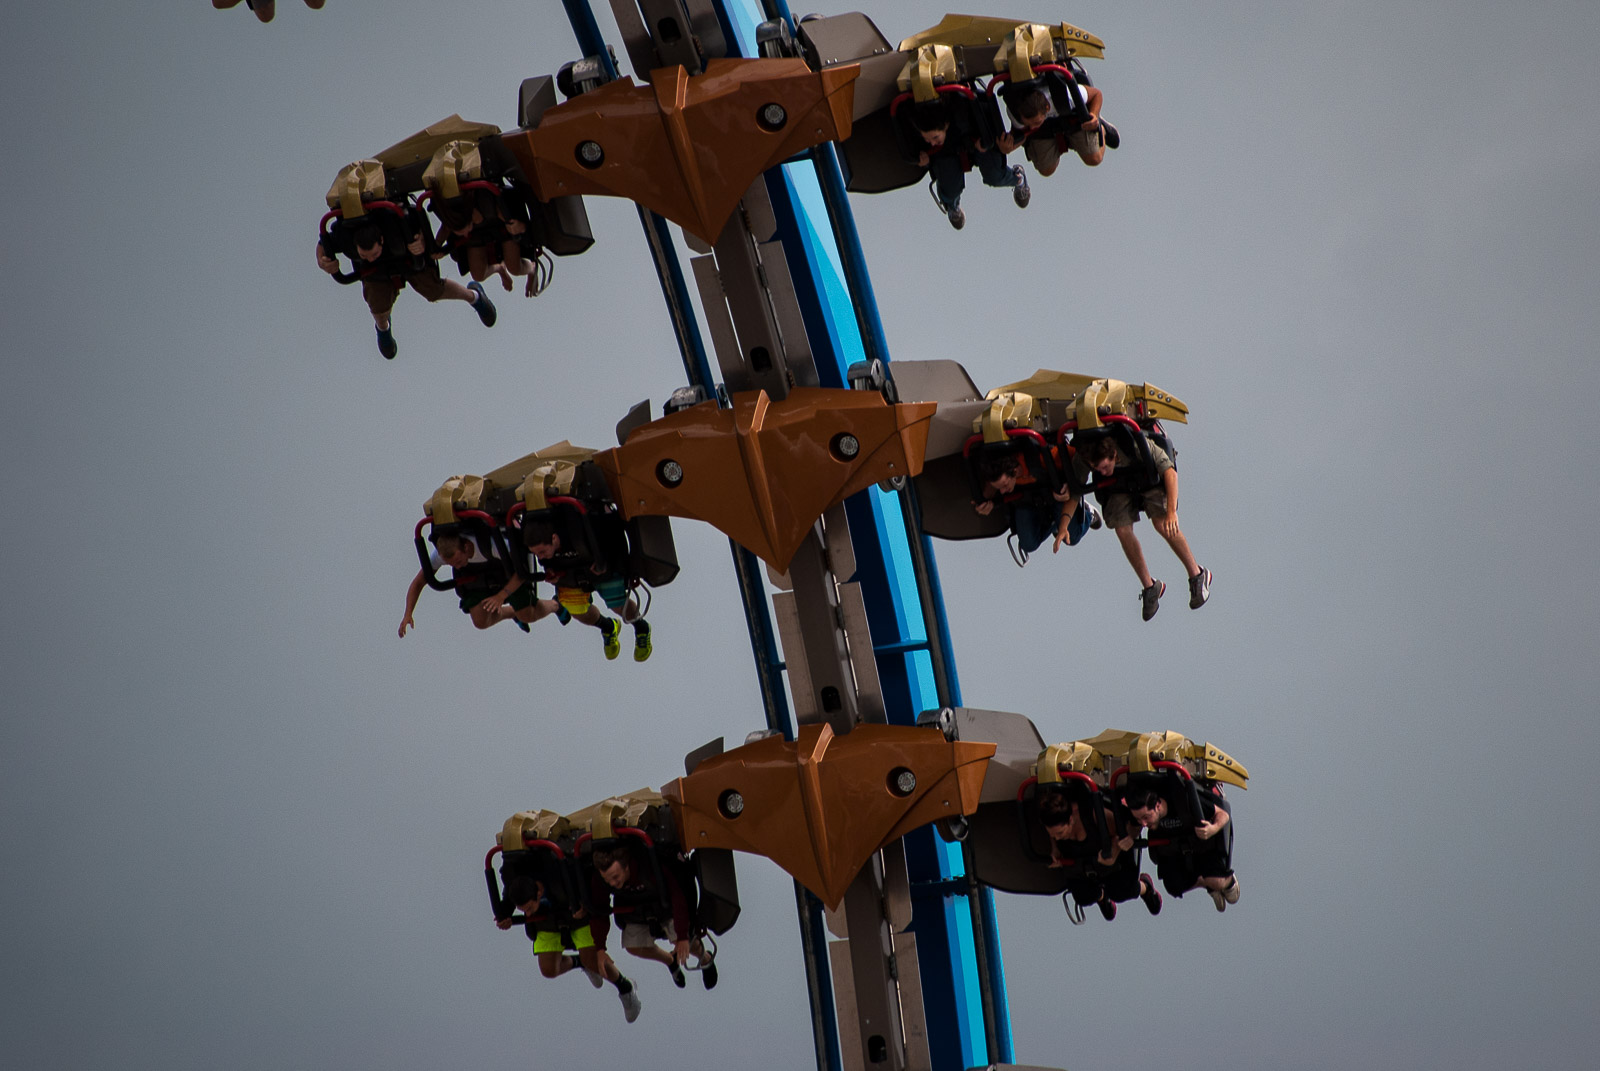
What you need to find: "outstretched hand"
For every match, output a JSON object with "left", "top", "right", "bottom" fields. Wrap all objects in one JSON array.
[
  {"left": 674, "top": 939, "right": 691, "bottom": 966},
  {"left": 398, "top": 613, "right": 415, "bottom": 638}
]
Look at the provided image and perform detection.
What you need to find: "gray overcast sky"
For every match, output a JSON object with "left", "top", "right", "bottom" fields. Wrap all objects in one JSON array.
[{"left": 3, "top": 2, "right": 1597, "bottom": 1069}]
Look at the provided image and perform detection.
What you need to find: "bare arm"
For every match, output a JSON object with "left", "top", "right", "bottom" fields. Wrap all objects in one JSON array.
[
  {"left": 399, "top": 569, "right": 427, "bottom": 637},
  {"left": 1195, "top": 803, "right": 1230, "bottom": 841},
  {"left": 1153, "top": 467, "right": 1180, "bottom": 538}
]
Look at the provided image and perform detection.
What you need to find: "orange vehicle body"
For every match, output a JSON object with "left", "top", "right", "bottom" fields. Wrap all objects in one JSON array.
[
  {"left": 502, "top": 58, "right": 858, "bottom": 244},
  {"left": 594, "top": 388, "right": 935, "bottom": 573},
  {"left": 663, "top": 723, "right": 994, "bottom": 909}
]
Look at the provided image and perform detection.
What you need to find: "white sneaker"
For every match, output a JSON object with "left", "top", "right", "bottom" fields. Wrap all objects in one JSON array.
[
  {"left": 619, "top": 986, "right": 642, "bottom": 1023},
  {"left": 582, "top": 965, "right": 604, "bottom": 989},
  {"left": 1208, "top": 887, "right": 1228, "bottom": 912},
  {"left": 1223, "top": 875, "right": 1240, "bottom": 904},
  {"left": 1088, "top": 504, "right": 1103, "bottom": 530}
]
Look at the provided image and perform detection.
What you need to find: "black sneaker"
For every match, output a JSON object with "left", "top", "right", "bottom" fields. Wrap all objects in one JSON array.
[
  {"left": 1139, "top": 874, "right": 1162, "bottom": 916},
  {"left": 1188, "top": 567, "right": 1212, "bottom": 610},
  {"left": 669, "top": 962, "right": 686, "bottom": 989},
  {"left": 467, "top": 281, "right": 497, "bottom": 327},
  {"left": 555, "top": 605, "right": 571, "bottom": 626},
  {"left": 1140, "top": 580, "right": 1165, "bottom": 622},
  {"left": 376, "top": 326, "right": 397, "bottom": 359},
  {"left": 946, "top": 205, "right": 965, "bottom": 230},
  {"left": 633, "top": 620, "right": 652, "bottom": 662},
  {"left": 702, "top": 963, "right": 718, "bottom": 990},
  {"left": 1098, "top": 897, "right": 1116, "bottom": 922},
  {"left": 1010, "top": 165, "right": 1030, "bottom": 208},
  {"left": 1101, "top": 120, "right": 1120, "bottom": 150}
]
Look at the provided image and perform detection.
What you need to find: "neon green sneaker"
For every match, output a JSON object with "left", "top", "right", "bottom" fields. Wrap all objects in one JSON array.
[
  {"left": 633, "top": 622, "right": 652, "bottom": 663},
  {"left": 601, "top": 618, "right": 621, "bottom": 661}
]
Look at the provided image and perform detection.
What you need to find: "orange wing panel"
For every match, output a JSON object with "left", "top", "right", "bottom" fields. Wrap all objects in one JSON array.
[
  {"left": 662, "top": 724, "right": 994, "bottom": 909},
  {"left": 595, "top": 388, "right": 934, "bottom": 573},
  {"left": 503, "top": 58, "right": 858, "bottom": 243}
]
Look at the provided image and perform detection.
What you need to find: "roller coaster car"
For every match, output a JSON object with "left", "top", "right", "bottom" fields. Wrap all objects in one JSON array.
[
  {"left": 413, "top": 441, "right": 678, "bottom": 599},
  {"left": 594, "top": 388, "right": 935, "bottom": 574},
  {"left": 920, "top": 713, "right": 1245, "bottom": 897},
  {"left": 794, "top": 13, "right": 1104, "bottom": 193},
  {"left": 324, "top": 111, "right": 592, "bottom": 273},
  {"left": 500, "top": 58, "right": 858, "bottom": 245},
  {"left": 886, "top": 362, "right": 1186, "bottom": 541},
  {"left": 662, "top": 723, "right": 994, "bottom": 909}
]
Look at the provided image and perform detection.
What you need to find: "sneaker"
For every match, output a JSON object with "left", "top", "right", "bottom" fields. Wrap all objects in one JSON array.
[
  {"left": 582, "top": 964, "right": 604, "bottom": 989},
  {"left": 1101, "top": 120, "right": 1120, "bottom": 150},
  {"left": 946, "top": 205, "right": 965, "bottom": 231},
  {"left": 1222, "top": 875, "right": 1240, "bottom": 905},
  {"left": 669, "top": 962, "right": 686, "bottom": 989},
  {"left": 600, "top": 618, "right": 621, "bottom": 660},
  {"left": 702, "top": 962, "right": 719, "bottom": 991},
  {"left": 555, "top": 604, "right": 571, "bottom": 626},
  {"left": 618, "top": 985, "right": 642, "bottom": 1023},
  {"left": 467, "top": 281, "right": 497, "bottom": 327},
  {"left": 1188, "top": 567, "right": 1212, "bottom": 610},
  {"left": 1098, "top": 897, "right": 1116, "bottom": 922},
  {"left": 1139, "top": 874, "right": 1162, "bottom": 916},
  {"left": 1208, "top": 887, "right": 1228, "bottom": 913},
  {"left": 376, "top": 326, "right": 397, "bottom": 359},
  {"left": 1087, "top": 505, "right": 1103, "bottom": 531},
  {"left": 633, "top": 621, "right": 652, "bottom": 663},
  {"left": 1140, "top": 580, "right": 1165, "bottom": 622},
  {"left": 1010, "top": 165, "right": 1030, "bottom": 208}
]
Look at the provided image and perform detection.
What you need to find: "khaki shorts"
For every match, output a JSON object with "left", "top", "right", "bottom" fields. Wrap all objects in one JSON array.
[
  {"left": 362, "top": 265, "right": 448, "bottom": 317},
  {"left": 620, "top": 919, "right": 677, "bottom": 949},
  {"left": 1101, "top": 488, "right": 1168, "bottom": 530},
  {"left": 1025, "top": 124, "right": 1103, "bottom": 172}
]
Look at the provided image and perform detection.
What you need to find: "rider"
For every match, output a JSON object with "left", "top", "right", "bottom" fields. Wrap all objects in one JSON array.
[
  {"left": 315, "top": 213, "right": 497, "bottom": 360},
  {"left": 398, "top": 531, "right": 561, "bottom": 637},
  {"left": 972, "top": 450, "right": 1100, "bottom": 560},
  {"left": 998, "top": 83, "right": 1117, "bottom": 174},
  {"left": 1124, "top": 781, "right": 1239, "bottom": 911},
  {"left": 1065, "top": 431, "right": 1210, "bottom": 620},
  {"left": 523, "top": 517, "right": 650, "bottom": 662},
  {"left": 904, "top": 99, "right": 1026, "bottom": 231},
  {"left": 589, "top": 843, "right": 717, "bottom": 991},
  {"left": 1037, "top": 790, "right": 1160, "bottom": 921},
  {"left": 495, "top": 864, "right": 642, "bottom": 1023}
]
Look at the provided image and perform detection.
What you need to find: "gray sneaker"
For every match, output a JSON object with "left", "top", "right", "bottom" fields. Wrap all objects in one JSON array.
[
  {"left": 582, "top": 964, "right": 604, "bottom": 989},
  {"left": 1004, "top": 163, "right": 1030, "bottom": 206},
  {"left": 1223, "top": 875, "right": 1240, "bottom": 904},
  {"left": 1140, "top": 580, "right": 1165, "bottom": 622},
  {"left": 1208, "top": 887, "right": 1228, "bottom": 912},
  {"left": 1010, "top": 165, "right": 1030, "bottom": 208},
  {"left": 1188, "top": 567, "right": 1211, "bottom": 609},
  {"left": 619, "top": 986, "right": 642, "bottom": 1023}
]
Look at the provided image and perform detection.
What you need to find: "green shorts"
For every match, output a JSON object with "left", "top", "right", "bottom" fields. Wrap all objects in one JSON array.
[{"left": 531, "top": 923, "right": 594, "bottom": 954}]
